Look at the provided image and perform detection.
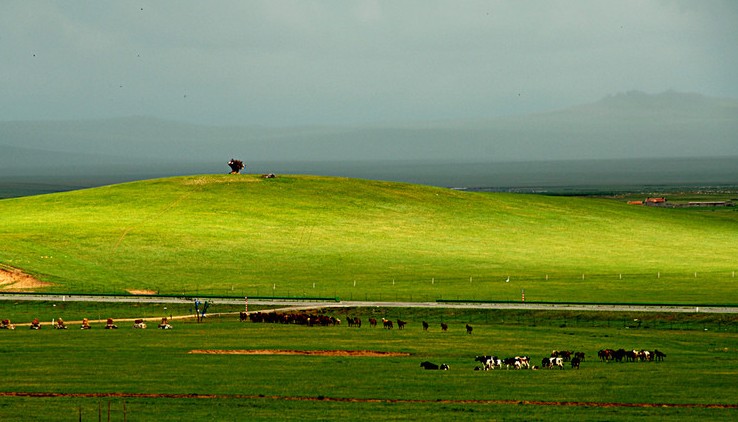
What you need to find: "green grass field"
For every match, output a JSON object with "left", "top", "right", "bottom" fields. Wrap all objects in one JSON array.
[
  {"left": 1, "top": 174, "right": 737, "bottom": 303},
  {"left": 0, "top": 307, "right": 736, "bottom": 421},
  {"left": 1, "top": 175, "right": 738, "bottom": 420}
]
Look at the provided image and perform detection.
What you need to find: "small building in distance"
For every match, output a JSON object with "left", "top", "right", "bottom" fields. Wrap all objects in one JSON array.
[
  {"left": 628, "top": 197, "right": 667, "bottom": 206},
  {"left": 686, "top": 201, "right": 734, "bottom": 207},
  {"left": 628, "top": 197, "right": 734, "bottom": 208}
]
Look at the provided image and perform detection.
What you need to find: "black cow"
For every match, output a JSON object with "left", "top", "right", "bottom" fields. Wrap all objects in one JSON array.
[
  {"left": 571, "top": 357, "right": 581, "bottom": 369},
  {"left": 420, "top": 361, "right": 449, "bottom": 370},
  {"left": 465, "top": 324, "right": 473, "bottom": 334},
  {"left": 422, "top": 321, "right": 429, "bottom": 331}
]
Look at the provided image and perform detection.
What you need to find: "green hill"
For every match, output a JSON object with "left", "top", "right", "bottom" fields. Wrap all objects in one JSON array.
[{"left": 1, "top": 174, "right": 736, "bottom": 303}]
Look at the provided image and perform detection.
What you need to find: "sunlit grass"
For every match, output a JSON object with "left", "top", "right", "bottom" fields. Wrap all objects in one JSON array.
[{"left": 1, "top": 174, "right": 736, "bottom": 303}]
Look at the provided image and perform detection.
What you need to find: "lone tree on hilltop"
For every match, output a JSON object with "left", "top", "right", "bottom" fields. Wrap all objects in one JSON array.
[{"left": 227, "top": 158, "right": 244, "bottom": 174}]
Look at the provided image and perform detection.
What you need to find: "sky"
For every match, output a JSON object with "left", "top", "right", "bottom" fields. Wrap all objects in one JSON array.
[{"left": 2, "top": 0, "right": 737, "bottom": 127}]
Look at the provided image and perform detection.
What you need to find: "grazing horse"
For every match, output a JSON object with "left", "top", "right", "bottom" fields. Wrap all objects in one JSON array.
[
  {"left": 158, "top": 317, "right": 173, "bottom": 329},
  {"left": 465, "top": 324, "right": 473, "bottom": 334},
  {"left": 382, "top": 318, "right": 394, "bottom": 329},
  {"left": 30, "top": 318, "right": 41, "bottom": 330},
  {"left": 571, "top": 357, "right": 581, "bottom": 369},
  {"left": 440, "top": 322, "right": 448, "bottom": 332},
  {"left": 55, "top": 318, "right": 67, "bottom": 329},
  {"left": 552, "top": 350, "right": 572, "bottom": 361},
  {"left": 369, "top": 318, "right": 377, "bottom": 328},
  {"left": 613, "top": 349, "right": 627, "bottom": 362},
  {"left": 653, "top": 349, "right": 666, "bottom": 361},
  {"left": 420, "top": 361, "right": 449, "bottom": 370},
  {"left": 574, "top": 351, "right": 585, "bottom": 362},
  {"left": 396, "top": 319, "right": 407, "bottom": 330},
  {"left": 598, "top": 349, "right": 612, "bottom": 362},
  {"left": 422, "top": 321, "right": 429, "bottom": 331}
]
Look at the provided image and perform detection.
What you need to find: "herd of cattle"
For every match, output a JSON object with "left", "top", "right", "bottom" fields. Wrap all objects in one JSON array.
[
  {"left": 420, "top": 348, "right": 667, "bottom": 372},
  {"left": 241, "top": 312, "right": 474, "bottom": 334},
  {"left": 469, "top": 350, "right": 585, "bottom": 371},
  {"left": 243, "top": 311, "right": 341, "bottom": 326},
  {"left": 239, "top": 312, "right": 667, "bottom": 372}
]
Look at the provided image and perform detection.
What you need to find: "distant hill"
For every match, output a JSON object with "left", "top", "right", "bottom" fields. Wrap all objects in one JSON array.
[
  {"left": 1, "top": 91, "right": 736, "bottom": 184},
  {"left": 2, "top": 174, "right": 737, "bottom": 302}
]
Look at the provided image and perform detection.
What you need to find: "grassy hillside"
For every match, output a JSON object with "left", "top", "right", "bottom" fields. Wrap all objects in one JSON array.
[{"left": 1, "top": 174, "right": 737, "bottom": 303}]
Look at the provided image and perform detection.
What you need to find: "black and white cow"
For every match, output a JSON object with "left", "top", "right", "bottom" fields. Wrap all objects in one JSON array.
[{"left": 542, "top": 357, "right": 564, "bottom": 369}]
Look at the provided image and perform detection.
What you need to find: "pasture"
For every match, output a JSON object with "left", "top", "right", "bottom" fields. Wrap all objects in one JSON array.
[
  {"left": 0, "top": 305, "right": 736, "bottom": 421},
  {"left": 1, "top": 174, "right": 737, "bottom": 304},
  {"left": 1, "top": 174, "right": 737, "bottom": 419}
]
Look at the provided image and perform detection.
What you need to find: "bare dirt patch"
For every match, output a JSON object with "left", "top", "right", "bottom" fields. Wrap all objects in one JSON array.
[
  {"left": 0, "top": 392, "right": 735, "bottom": 408},
  {"left": 127, "top": 289, "right": 158, "bottom": 295},
  {"left": 0, "top": 267, "right": 52, "bottom": 290},
  {"left": 188, "top": 349, "right": 411, "bottom": 357}
]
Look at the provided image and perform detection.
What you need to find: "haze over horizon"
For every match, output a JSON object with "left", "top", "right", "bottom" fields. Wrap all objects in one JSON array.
[
  {"left": 2, "top": 1, "right": 737, "bottom": 127},
  {"left": 2, "top": 1, "right": 737, "bottom": 193}
]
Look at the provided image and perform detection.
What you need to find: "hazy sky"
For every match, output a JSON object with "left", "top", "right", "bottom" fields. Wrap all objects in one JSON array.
[{"left": 2, "top": 1, "right": 736, "bottom": 126}]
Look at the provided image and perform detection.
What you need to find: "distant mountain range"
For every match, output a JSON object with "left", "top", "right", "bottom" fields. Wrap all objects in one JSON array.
[{"left": 1, "top": 90, "right": 737, "bottom": 186}]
